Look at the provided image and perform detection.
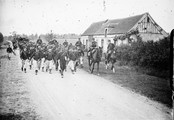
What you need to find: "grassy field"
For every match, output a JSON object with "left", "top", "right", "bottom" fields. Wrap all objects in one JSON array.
[{"left": 80, "top": 53, "right": 172, "bottom": 108}]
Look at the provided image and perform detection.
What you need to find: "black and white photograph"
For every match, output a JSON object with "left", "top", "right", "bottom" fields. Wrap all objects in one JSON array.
[{"left": 0, "top": 0, "right": 173, "bottom": 119}]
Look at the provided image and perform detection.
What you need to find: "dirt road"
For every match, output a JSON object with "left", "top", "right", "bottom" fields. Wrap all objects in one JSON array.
[{"left": 0, "top": 49, "right": 172, "bottom": 120}]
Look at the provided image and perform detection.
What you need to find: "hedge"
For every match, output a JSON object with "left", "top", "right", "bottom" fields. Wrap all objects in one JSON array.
[{"left": 115, "top": 36, "right": 170, "bottom": 71}]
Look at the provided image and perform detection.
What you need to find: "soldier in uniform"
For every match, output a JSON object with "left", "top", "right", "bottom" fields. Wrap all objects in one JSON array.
[
  {"left": 32, "top": 47, "right": 41, "bottom": 75},
  {"left": 63, "top": 39, "right": 68, "bottom": 47},
  {"left": 6, "top": 41, "right": 16, "bottom": 60},
  {"left": 90, "top": 38, "right": 97, "bottom": 52},
  {"left": 87, "top": 38, "right": 97, "bottom": 57},
  {"left": 75, "top": 38, "right": 82, "bottom": 49},
  {"left": 106, "top": 42, "right": 115, "bottom": 60},
  {"left": 36, "top": 37, "right": 42, "bottom": 46},
  {"left": 45, "top": 48, "right": 54, "bottom": 74}
]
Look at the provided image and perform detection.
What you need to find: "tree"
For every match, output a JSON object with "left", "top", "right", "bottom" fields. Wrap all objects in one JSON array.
[{"left": 0, "top": 32, "right": 3, "bottom": 44}]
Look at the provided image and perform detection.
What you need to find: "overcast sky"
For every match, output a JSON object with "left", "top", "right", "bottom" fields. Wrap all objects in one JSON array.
[{"left": 0, "top": 0, "right": 174, "bottom": 36}]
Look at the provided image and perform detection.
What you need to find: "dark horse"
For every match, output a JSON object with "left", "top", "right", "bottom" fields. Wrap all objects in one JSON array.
[
  {"left": 87, "top": 47, "right": 102, "bottom": 75},
  {"left": 104, "top": 43, "right": 117, "bottom": 73}
]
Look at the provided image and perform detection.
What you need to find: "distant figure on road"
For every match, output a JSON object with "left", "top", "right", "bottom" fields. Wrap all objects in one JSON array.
[{"left": 6, "top": 41, "right": 16, "bottom": 60}]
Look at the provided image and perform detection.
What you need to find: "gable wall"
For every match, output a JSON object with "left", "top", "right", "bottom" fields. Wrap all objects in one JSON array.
[{"left": 137, "top": 15, "right": 160, "bottom": 34}]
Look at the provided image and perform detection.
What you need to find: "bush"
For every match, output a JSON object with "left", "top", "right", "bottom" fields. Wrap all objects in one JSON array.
[
  {"left": 115, "top": 36, "right": 170, "bottom": 72},
  {"left": 116, "top": 44, "right": 132, "bottom": 65},
  {"left": 142, "top": 37, "right": 170, "bottom": 70}
]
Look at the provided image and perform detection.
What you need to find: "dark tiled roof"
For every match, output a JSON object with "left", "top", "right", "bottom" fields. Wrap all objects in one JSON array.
[
  {"left": 82, "top": 13, "right": 145, "bottom": 36},
  {"left": 82, "top": 20, "right": 106, "bottom": 36}
]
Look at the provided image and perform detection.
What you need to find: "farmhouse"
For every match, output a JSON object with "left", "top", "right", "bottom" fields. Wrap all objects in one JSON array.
[{"left": 81, "top": 12, "right": 168, "bottom": 52}]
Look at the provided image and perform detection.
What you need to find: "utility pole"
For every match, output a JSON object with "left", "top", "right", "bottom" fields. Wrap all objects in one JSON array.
[
  {"left": 103, "top": 0, "right": 108, "bottom": 52},
  {"left": 103, "top": 0, "right": 106, "bottom": 12}
]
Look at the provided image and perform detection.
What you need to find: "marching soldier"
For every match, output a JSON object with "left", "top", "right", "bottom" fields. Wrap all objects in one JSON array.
[
  {"left": 45, "top": 48, "right": 54, "bottom": 74},
  {"left": 36, "top": 37, "right": 42, "bottom": 46},
  {"left": 63, "top": 39, "right": 68, "bottom": 47},
  {"left": 6, "top": 41, "right": 16, "bottom": 60}
]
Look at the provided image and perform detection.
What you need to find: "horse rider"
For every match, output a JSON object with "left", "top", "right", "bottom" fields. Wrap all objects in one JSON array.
[
  {"left": 89, "top": 38, "right": 97, "bottom": 53},
  {"left": 63, "top": 39, "right": 68, "bottom": 48},
  {"left": 106, "top": 42, "right": 115, "bottom": 60},
  {"left": 87, "top": 38, "right": 97, "bottom": 58},
  {"left": 75, "top": 38, "right": 82, "bottom": 49}
]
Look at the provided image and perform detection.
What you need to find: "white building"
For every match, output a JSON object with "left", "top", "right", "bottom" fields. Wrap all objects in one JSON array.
[{"left": 81, "top": 12, "right": 168, "bottom": 52}]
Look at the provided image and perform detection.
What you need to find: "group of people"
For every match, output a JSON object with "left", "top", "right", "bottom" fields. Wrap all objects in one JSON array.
[
  {"left": 8, "top": 37, "right": 85, "bottom": 77},
  {"left": 6, "top": 36, "right": 116, "bottom": 76}
]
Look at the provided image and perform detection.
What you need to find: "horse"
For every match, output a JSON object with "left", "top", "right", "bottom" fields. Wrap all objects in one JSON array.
[
  {"left": 87, "top": 47, "right": 102, "bottom": 75},
  {"left": 104, "top": 43, "right": 117, "bottom": 73}
]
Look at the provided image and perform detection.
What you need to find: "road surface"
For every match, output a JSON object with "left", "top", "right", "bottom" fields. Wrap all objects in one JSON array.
[{"left": 0, "top": 49, "right": 172, "bottom": 120}]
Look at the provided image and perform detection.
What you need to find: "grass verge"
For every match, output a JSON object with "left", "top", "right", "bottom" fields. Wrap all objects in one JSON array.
[{"left": 80, "top": 56, "right": 172, "bottom": 108}]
